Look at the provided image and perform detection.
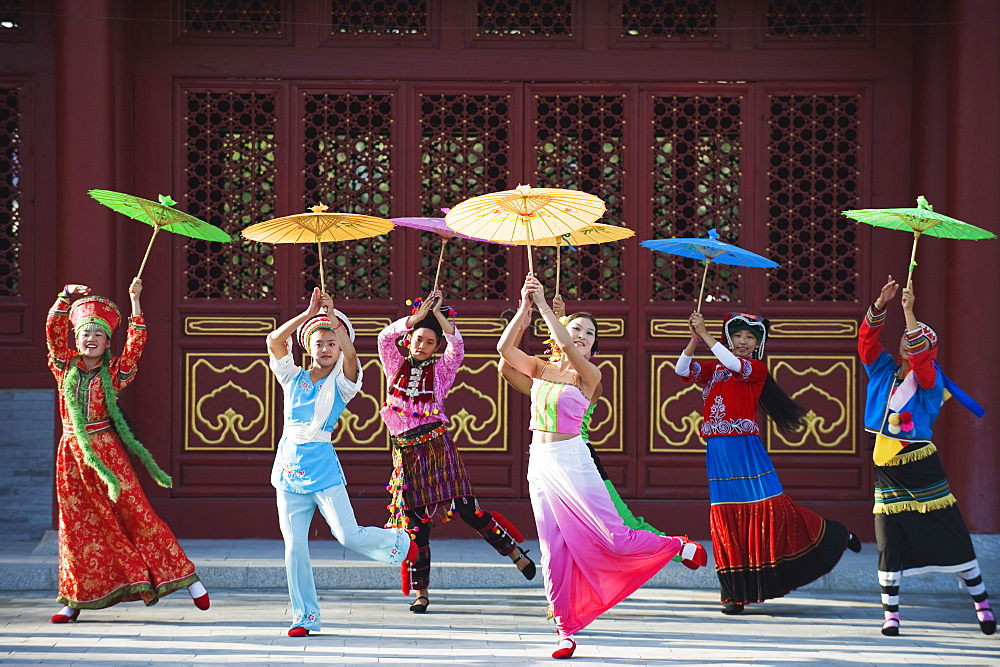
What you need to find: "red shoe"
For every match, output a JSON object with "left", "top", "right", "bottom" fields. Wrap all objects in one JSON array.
[
  {"left": 552, "top": 637, "right": 576, "bottom": 659},
  {"left": 192, "top": 592, "right": 211, "bottom": 610},
  {"left": 51, "top": 608, "right": 80, "bottom": 624},
  {"left": 679, "top": 537, "right": 707, "bottom": 570},
  {"left": 287, "top": 626, "right": 309, "bottom": 637}
]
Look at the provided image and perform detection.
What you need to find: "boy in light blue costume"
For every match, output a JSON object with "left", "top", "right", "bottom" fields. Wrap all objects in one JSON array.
[{"left": 268, "top": 288, "right": 415, "bottom": 637}]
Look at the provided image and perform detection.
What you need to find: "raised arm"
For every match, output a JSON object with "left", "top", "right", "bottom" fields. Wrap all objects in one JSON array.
[
  {"left": 330, "top": 302, "right": 359, "bottom": 383},
  {"left": 691, "top": 312, "right": 740, "bottom": 373},
  {"left": 498, "top": 279, "right": 545, "bottom": 378},
  {"left": 900, "top": 284, "right": 936, "bottom": 389},
  {"left": 115, "top": 278, "right": 147, "bottom": 390},
  {"left": 128, "top": 277, "right": 142, "bottom": 318},
  {"left": 267, "top": 287, "right": 325, "bottom": 359},
  {"left": 46, "top": 284, "right": 89, "bottom": 377},
  {"left": 527, "top": 275, "right": 601, "bottom": 390},
  {"left": 498, "top": 300, "right": 535, "bottom": 395},
  {"left": 859, "top": 275, "right": 896, "bottom": 365},
  {"left": 427, "top": 290, "right": 455, "bottom": 336}
]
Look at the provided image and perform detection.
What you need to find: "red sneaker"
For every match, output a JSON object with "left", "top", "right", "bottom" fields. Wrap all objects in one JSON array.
[{"left": 287, "top": 626, "right": 309, "bottom": 637}]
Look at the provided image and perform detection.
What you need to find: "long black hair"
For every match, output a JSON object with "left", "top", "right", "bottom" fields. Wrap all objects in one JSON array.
[{"left": 759, "top": 375, "right": 809, "bottom": 433}]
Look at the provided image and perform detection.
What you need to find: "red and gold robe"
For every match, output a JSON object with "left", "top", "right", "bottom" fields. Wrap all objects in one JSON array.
[{"left": 46, "top": 294, "right": 199, "bottom": 609}]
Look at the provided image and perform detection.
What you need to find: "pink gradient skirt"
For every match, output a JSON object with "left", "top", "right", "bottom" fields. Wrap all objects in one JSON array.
[{"left": 527, "top": 435, "right": 683, "bottom": 637}]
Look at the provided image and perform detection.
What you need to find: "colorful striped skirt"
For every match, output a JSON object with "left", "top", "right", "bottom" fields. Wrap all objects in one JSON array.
[
  {"left": 387, "top": 422, "right": 474, "bottom": 523},
  {"left": 707, "top": 434, "right": 849, "bottom": 605},
  {"left": 874, "top": 441, "right": 977, "bottom": 575}
]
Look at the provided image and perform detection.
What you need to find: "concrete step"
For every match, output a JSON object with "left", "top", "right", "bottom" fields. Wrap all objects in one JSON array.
[{"left": 2, "top": 532, "right": 997, "bottom": 596}]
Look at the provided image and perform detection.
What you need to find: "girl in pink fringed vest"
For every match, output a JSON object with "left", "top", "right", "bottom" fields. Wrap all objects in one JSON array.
[{"left": 378, "top": 288, "right": 535, "bottom": 614}]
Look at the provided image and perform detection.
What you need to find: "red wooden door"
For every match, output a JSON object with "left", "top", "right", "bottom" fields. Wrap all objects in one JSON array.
[{"left": 124, "top": 0, "right": 913, "bottom": 539}]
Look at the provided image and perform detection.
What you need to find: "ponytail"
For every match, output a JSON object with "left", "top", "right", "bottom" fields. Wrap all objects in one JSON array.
[{"left": 759, "top": 374, "right": 808, "bottom": 433}]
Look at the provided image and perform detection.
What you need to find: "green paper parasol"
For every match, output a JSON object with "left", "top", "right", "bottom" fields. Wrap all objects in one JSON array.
[
  {"left": 843, "top": 196, "right": 996, "bottom": 286},
  {"left": 88, "top": 189, "right": 231, "bottom": 280}
]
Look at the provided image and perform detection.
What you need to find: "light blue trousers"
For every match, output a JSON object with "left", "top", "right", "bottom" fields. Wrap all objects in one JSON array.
[{"left": 276, "top": 485, "right": 409, "bottom": 631}]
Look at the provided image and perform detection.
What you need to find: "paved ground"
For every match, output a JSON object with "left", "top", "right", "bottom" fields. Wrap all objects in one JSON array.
[
  {"left": 2, "top": 536, "right": 998, "bottom": 664},
  {"left": 1, "top": 587, "right": 998, "bottom": 665}
]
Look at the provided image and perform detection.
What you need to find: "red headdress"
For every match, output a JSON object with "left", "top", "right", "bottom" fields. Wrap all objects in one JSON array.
[{"left": 69, "top": 296, "right": 121, "bottom": 338}]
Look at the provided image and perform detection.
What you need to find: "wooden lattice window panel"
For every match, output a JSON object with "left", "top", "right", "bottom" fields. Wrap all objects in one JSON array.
[
  {"left": 765, "top": 0, "right": 868, "bottom": 40},
  {"left": 418, "top": 92, "right": 513, "bottom": 300},
  {"left": 181, "top": 0, "right": 283, "bottom": 36},
  {"left": 331, "top": 0, "right": 427, "bottom": 37},
  {"left": 766, "top": 93, "right": 861, "bottom": 301},
  {"left": 184, "top": 89, "right": 278, "bottom": 299},
  {"left": 301, "top": 92, "right": 394, "bottom": 299},
  {"left": 476, "top": 0, "right": 572, "bottom": 38},
  {"left": 620, "top": 0, "right": 718, "bottom": 40},
  {"left": 649, "top": 94, "right": 743, "bottom": 303},
  {"left": 534, "top": 94, "right": 627, "bottom": 301},
  {"left": 0, "top": 85, "right": 20, "bottom": 296}
]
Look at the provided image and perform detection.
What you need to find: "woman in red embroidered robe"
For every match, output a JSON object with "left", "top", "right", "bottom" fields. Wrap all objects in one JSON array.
[{"left": 45, "top": 280, "right": 208, "bottom": 622}]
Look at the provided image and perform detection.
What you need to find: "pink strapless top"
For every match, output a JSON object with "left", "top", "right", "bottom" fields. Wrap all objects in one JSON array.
[{"left": 529, "top": 378, "right": 589, "bottom": 435}]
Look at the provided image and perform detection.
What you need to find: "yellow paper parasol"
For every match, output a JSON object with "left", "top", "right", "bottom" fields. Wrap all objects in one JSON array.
[
  {"left": 241, "top": 204, "right": 395, "bottom": 293},
  {"left": 510, "top": 222, "right": 635, "bottom": 294},
  {"left": 444, "top": 184, "right": 606, "bottom": 275}
]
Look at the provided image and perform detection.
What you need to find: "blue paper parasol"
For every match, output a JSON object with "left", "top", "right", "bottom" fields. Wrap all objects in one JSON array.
[{"left": 641, "top": 229, "right": 779, "bottom": 310}]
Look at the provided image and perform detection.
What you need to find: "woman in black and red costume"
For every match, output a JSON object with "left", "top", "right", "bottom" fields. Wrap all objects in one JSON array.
[
  {"left": 676, "top": 311, "right": 860, "bottom": 614},
  {"left": 378, "top": 289, "right": 535, "bottom": 614}
]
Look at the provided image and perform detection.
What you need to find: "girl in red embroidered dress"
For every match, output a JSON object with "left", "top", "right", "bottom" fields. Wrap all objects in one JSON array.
[
  {"left": 45, "top": 280, "right": 208, "bottom": 623},
  {"left": 677, "top": 311, "right": 858, "bottom": 614}
]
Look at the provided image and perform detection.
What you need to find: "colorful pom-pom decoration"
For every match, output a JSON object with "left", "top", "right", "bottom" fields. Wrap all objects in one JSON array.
[
  {"left": 887, "top": 413, "right": 900, "bottom": 426},
  {"left": 900, "top": 421, "right": 914, "bottom": 432},
  {"left": 405, "top": 300, "right": 413, "bottom": 306},
  {"left": 432, "top": 409, "right": 440, "bottom": 415},
  {"left": 888, "top": 424, "right": 901, "bottom": 435},
  {"left": 899, "top": 411, "right": 912, "bottom": 422}
]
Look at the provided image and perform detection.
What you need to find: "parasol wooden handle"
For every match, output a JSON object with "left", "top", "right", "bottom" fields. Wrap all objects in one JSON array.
[
  {"left": 525, "top": 219, "right": 535, "bottom": 277},
  {"left": 555, "top": 242, "right": 561, "bottom": 295},
  {"left": 696, "top": 261, "right": 710, "bottom": 312},
  {"left": 316, "top": 239, "right": 327, "bottom": 301},
  {"left": 433, "top": 238, "right": 448, "bottom": 292},
  {"left": 134, "top": 225, "right": 162, "bottom": 282},
  {"left": 906, "top": 231, "right": 920, "bottom": 289}
]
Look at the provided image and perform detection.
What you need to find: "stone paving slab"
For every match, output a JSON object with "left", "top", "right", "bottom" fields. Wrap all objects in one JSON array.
[{"left": 0, "top": 588, "right": 997, "bottom": 665}]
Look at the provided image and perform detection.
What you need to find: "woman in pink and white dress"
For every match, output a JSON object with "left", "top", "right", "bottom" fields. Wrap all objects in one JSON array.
[{"left": 498, "top": 274, "right": 706, "bottom": 660}]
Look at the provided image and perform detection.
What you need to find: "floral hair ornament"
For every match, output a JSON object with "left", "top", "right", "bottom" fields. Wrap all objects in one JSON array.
[
  {"left": 544, "top": 315, "right": 571, "bottom": 361},
  {"left": 398, "top": 298, "right": 457, "bottom": 351},
  {"left": 70, "top": 296, "right": 121, "bottom": 338},
  {"left": 406, "top": 297, "right": 457, "bottom": 319},
  {"left": 723, "top": 312, "right": 769, "bottom": 358},
  {"left": 296, "top": 309, "right": 355, "bottom": 350}
]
